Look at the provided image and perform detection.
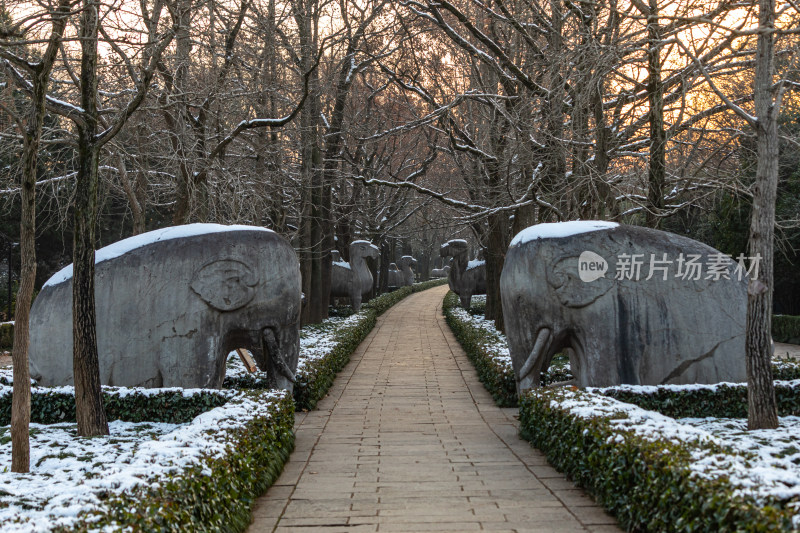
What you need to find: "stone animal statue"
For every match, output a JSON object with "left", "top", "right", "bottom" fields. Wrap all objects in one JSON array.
[
  {"left": 397, "top": 256, "right": 417, "bottom": 286},
  {"left": 331, "top": 240, "right": 380, "bottom": 311},
  {"left": 440, "top": 240, "right": 486, "bottom": 308},
  {"left": 386, "top": 263, "right": 401, "bottom": 289},
  {"left": 29, "top": 224, "right": 302, "bottom": 390},
  {"left": 500, "top": 221, "right": 748, "bottom": 392},
  {"left": 430, "top": 265, "right": 451, "bottom": 278}
]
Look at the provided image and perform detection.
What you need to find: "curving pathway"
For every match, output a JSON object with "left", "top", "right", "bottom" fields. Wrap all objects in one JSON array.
[{"left": 248, "top": 285, "right": 621, "bottom": 533}]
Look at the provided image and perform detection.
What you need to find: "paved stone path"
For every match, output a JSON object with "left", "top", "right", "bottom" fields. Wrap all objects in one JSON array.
[
  {"left": 775, "top": 342, "right": 800, "bottom": 360},
  {"left": 248, "top": 285, "right": 620, "bottom": 533}
]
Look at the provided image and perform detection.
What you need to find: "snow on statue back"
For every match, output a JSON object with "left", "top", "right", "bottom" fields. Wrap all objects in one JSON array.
[
  {"left": 330, "top": 240, "right": 379, "bottom": 311},
  {"left": 500, "top": 221, "right": 748, "bottom": 391},
  {"left": 29, "top": 224, "right": 302, "bottom": 390}
]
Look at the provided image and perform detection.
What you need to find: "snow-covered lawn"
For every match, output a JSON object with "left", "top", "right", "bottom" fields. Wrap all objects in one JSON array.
[
  {"left": 0, "top": 420, "right": 181, "bottom": 526},
  {"left": 0, "top": 307, "right": 363, "bottom": 531},
  {"left": 0, "top": 387, "right": 287, "bottom": 531}
]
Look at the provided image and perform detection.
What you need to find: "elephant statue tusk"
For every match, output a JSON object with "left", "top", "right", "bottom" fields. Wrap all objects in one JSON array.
[{"left": 518, "top": 327, "right": 551, "bottom": 392}]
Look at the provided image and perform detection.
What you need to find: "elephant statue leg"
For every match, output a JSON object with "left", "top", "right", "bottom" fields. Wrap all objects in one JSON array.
[
  {"left": 517, "top": 327, "right": 552, "bottom": 393},
  {"left": 351, "top": 293, "right": 363, "bottom": 312},
  {"left": 262, "top": 327, "right": 296, "bottom": 390}
]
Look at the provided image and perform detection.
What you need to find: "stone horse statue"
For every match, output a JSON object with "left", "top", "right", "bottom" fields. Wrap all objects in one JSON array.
[
  {"left": 440, "top": 239, "right": 486, "bottom": 308},
  {"left": 331, "top": 240, "right": 380, "bottom": 311}
]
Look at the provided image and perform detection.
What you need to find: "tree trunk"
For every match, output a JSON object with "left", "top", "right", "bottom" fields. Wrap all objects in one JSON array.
[
  {"left": 747, "top": 0, "right": 779, "bottom": 430},
  {"left": 485, "top": 212, "right": 508, "bottom": 332},
  {"left": 11, "top": 102, "right": 37, "bottom": 475},
  {"left": 645, "top": 0, "right": 666, "bottom": 229},
  {"left": 74, "top": 0, "right": 109, "bottom": 437},
  {"left": 379, "top": 241, "right": 390, "bottom": 294},
  {"left": 170, "top": 0, "right": 193, "bottom": 225},
  {"left": 11, "top": 0, "right": 71, "bottom": 472}
]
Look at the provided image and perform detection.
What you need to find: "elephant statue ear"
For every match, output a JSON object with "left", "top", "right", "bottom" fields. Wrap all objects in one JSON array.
[
  {"left": 191, "top": 259, "right": 259, "bottom": 311},
  {"left": 546, "top": 255, "right": 613, "bottom": 308}
]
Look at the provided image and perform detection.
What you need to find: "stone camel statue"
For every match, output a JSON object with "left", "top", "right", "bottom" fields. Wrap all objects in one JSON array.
[
  {"left": 440, "top": 239, "right": 486, "bottom": 308},
  {"left": 331, "top": 240, "right": 380, "bottom": 311}
]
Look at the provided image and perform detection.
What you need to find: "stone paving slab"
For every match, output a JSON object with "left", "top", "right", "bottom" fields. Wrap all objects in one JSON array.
[{"left": 248, "top": 285, "right": 621, "bottom": 533}]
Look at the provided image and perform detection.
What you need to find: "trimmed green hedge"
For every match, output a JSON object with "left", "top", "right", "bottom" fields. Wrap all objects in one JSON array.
[
  {"left": 774, "top": 358, "right": 800, "bottom": 380},
  {"left": 599, "top": 381, "right": 800, "bottom": 418},
  {"left": 0, "top": 387, "right": 229, "bottom": 425},
  {"left": 442, "top": 291, "right": 517, "bottom": 407},
  {"left": 519, "top": 388, "right": 795, "bottom": 532},
  {"left": 773, "top": 315, "right": 800, "bottom": 344},
  {"left": 72, "top": 391, "right": 295, "bottom": 532},
  {"left": 226, "top": 278, "right": 449, "bottom": 411}
]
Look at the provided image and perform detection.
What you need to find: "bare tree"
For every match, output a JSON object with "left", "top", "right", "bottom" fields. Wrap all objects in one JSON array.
[
  {"left": 746, "top": 0, "right": 781, "bottom": 429},
  {"left": 39, "top": 0, "right": 177, "bottom": 436},
  {"left": 1, "top": 0, "right": 73, "bottom": 472}
]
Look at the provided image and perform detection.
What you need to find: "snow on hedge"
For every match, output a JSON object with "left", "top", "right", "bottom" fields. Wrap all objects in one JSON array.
[
  {"left": 559, "top": 386, "right": 800, "bottom": 512},
  {"left": 446, "top": 295, "right": 512, "bottom": 371}
]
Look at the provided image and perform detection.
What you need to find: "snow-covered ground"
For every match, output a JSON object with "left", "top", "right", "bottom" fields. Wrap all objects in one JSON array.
[
  {"left": 681, "top": 415, "right": 800, "bottom": 503},
  {"left": 0, "top": 387, "right": 286, "bottom": 531},
  {"left": 0, "top": 308, "right": 361, "bottom": 530}
]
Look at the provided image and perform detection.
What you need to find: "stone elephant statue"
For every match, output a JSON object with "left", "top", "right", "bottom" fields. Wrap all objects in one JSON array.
[
  {"left": 331, "top": 240, "right": 380, "bottom": 311},
  {"left": 500, "top": 221, "right": 748, "bottom": 392},
  {"left": 440, "top": 239, "right": 486, "bottom": 308},
  {"left": 29, "top": 224, "right": 302, "bottom": 390}
]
